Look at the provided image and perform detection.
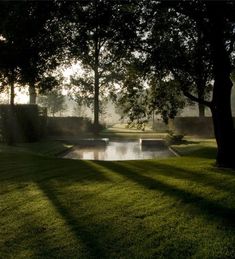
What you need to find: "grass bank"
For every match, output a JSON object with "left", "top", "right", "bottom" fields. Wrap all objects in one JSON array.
[
  {"left": 0, "top": 140, "right": 73, "bottom": 157},
  {"left": 1, "top": 139, "right": 235, "bottom": 258}
]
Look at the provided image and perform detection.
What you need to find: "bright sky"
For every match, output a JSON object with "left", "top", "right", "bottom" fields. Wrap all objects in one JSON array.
[
  {"left": 63, "top": 62, "right": 82, "bottom": 78},
  {"left": 0, "top": 62, "right": 82, "bottom": 104},
  {"left": 0, "top": 87, "right": 29, "bottom": 104}
]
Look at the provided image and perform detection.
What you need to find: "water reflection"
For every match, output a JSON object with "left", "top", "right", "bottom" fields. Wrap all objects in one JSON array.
[{"left": 64, "top": 141, "right": 175, "bottom": 161}]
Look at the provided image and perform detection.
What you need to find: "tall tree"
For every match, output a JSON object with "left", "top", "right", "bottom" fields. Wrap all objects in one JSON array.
[
  {"left": 140, "top": 3, "right": 213, "bottom": 118},
  {"left": 0, "top": 1, "right": 64, "bottom": 104},
  {"left": 64, "top": 0, "right": 139, "bottom": 133},
  {"left": 142, "top": 0, "right": 235, "bottom": 167},
  {"left": 117, "top": 0, "right": 235, "bottom": 167},
  {"left": 167, "top": 1, "right": 235, "bottom": 167},
  {"left": 19, "top": 1, "right": 66, "bottom": 104}
]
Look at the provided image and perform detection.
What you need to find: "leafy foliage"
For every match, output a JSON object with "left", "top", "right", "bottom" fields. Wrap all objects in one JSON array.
[
  {"left": 38, "top": 90, "right": 66, "bottom": 117},
  {"left": 165, "top": 131, "right": 184, "bottom": 145},
  {"left": 0, "top": 1, "right": 65, "bottom": 103},
  {"left": 116, "top": 60, "right": 185, "bottom": 125},
  {"left": 63, "top": 0, "right": 141, "bottom": 129}
]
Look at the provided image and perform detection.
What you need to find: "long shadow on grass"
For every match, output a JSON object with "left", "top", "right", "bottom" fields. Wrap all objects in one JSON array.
[
  {"left": 120, "top": 160, "right": 235, "bottom": 194},
  {"left": 37, "top": 181, "right": 107, "bottom": 258},
  {"left": 96, "top": 161, "right": 235, "bottom": 227},
  {"left": 33, "top": 158, "right": 116, "bottom": 258},
  {"left": 0, "top": 154, "right": 112, "bottom": 183},
  {"left": 1, "top": 153, "right": 113, "bottom": 257}
]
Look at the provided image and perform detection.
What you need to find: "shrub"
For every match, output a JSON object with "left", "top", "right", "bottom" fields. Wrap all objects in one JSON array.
[{"left": 165, "top": 131, "right": 184, "bottom": 145}]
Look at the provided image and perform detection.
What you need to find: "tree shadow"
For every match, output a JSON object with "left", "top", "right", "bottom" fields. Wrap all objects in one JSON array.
[
  {"left": 37, "top": 181, "right": 108, "bottom": 258},
  {"left": 0, "top": 153, "right": 116, "bottom": 257},
  {"left": 95, "top": 161, "right": 235, "bottom": 227},
  {"left": 119, "top": 160, "right": 235, "bottom": 194},
  {"left": 0, "top": 154, "right": 112, "bottom": 184}
]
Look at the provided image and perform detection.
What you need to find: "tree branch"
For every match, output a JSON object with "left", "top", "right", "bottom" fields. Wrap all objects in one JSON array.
[
  {"left": 99, "top": 55, "right": 121, "bottom": 76},
  {"left": 183, "top": 90, "right": 212, "bottom": 108}
]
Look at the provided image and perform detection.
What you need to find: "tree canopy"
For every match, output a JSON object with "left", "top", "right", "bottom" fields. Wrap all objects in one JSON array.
[
  {"left": 0, "top": 1, "right": 64, "bottom": 104},
  {"left": 61, "top": 0, "right": 141, "bottom": 132},
  {"left": 1, "top": 0, "right": 235, "bottom": 167}
]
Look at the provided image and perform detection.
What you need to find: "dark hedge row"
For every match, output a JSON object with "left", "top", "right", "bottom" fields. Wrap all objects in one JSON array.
[
  {"left": 0, "top": 104, "right": 47, "bottom": 144},
  {"left": 171, "top": 117, "right": 214, "bottom": 137},
  {"left": 46, "top": 116, "right": 94, "bottom": 136}
]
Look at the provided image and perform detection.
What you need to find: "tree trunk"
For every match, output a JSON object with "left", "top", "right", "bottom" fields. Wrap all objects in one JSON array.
[
  {"left": 29, "top": 84, "right": 36, "bottom": 104},
  {"left": 198, "top": 103, "right": 205, "bottom": 117},
  {"left": 197, "top": 82, "right": 205, "bottom": 117},
  {"left": 10, "top": 81, "right": 15, "bottom": 106},
  {"left": 208, "top": 11, "right": 235, "bottom": 167},
  {"left": 94, "top": 66, "right": 100, "bottom": 134},
  {"left": 93, "top": 18, "right": 100, "bottom": 135},
  {"left": 195, "top": 29, "right": 206, "bottom": 118},
  {"left": 211, "top": 74, "right": 234, "bottom": 167}
]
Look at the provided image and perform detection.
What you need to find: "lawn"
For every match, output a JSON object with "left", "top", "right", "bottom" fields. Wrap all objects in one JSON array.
[
  {"left": 1, "top": 139, "right": 235, "bottom": 258},
  {"left": 101, "top": 124, "right": 167, "bottom": 140},
  {"left": 0, "top": 140, "right": 73, "bottom": 157}
]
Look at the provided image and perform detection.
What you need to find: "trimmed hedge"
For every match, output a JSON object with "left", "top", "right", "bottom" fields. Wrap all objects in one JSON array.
[
  {"left": 171, "top": 117, "right": 214, "bottom": 137},
  {"left": 47, "top": 117, "right": 93, "bottom": 136},
  {"left": 0, "top": 104, "right": 47, "bottom": 144},
  {"left": 153, "top": 119, "right": 169, "bottom": 132}
]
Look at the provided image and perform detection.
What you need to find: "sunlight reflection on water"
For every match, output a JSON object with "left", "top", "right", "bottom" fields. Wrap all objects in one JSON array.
[{"left": 63, "top": 141, "right": 175, "bottom": 161}]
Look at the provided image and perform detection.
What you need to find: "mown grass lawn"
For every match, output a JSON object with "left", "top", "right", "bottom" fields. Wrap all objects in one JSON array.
[
  {"left": 101, "top": 124, "right": 167, "bottom": 140},
  {"left": 1, "top": 140, "right": 235, "bottom": 258}
]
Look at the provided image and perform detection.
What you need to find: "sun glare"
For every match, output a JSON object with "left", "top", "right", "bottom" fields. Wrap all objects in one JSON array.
[{"left": 63, "top": 62, "right": 82, "bottom": 78}]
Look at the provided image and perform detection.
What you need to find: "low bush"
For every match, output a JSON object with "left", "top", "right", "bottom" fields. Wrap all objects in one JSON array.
[{"left": 165, "top": 131, "right": 184, "bottom": 145}]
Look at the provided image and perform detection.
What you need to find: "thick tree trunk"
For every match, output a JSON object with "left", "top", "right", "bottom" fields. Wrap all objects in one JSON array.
[
  {"left": 29, "top": 84, "right": 36, "bottom": 104},
  {"left": 211, "top": 76, "right": 234, "bottom": 167},
  {"left": 208, "top": 12, "right": 235, "bottom": 167}
]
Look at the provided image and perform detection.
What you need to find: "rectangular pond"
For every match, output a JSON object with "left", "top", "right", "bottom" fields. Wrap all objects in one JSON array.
[{"left": 63, "top": 140, "right": 176, "bottom": 161}]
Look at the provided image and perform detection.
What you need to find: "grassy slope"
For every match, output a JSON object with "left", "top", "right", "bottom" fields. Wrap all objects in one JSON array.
[
  {"left": 1, "top": 140, "right": 235, "bottom": 258},
  {"left": 0, "top": 141, "right": 73, "bottom": 157}
]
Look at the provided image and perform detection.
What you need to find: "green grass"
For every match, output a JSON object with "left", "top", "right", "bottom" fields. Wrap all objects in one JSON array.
[
  {"left": 100, "top": 124, "right": 167, "bottom": 140},
  {"left": 1, "top": 139, "right": 235, "bottom": 258},
  {"left": 0, "top": 140, "right": 73, "bottom": 157},
  {"left": 171, "top": 139, "right": 217, "bottom": 158}
]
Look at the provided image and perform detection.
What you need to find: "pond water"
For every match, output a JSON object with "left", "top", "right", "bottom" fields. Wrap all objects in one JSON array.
[{"left": 63, "top": 140, "right": 175, "bottom": 161}]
